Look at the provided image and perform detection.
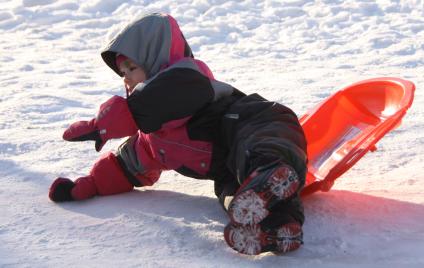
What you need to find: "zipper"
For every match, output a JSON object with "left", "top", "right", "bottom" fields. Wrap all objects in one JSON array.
[{"left": 151, "top": 133, "right": 212, "bottom": 154}]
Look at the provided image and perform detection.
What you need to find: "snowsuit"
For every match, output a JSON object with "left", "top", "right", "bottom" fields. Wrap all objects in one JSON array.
[{"left": 52, "top": 13, "right": 307, "bottom": 226}]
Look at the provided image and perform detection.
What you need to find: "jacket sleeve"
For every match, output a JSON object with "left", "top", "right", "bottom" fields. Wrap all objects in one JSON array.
[
  {"left": 116, "top": 133, "right": 163, "bottom": 187},
  {"left": 126, "top": 68, "right": 215, "bottom": 133}
]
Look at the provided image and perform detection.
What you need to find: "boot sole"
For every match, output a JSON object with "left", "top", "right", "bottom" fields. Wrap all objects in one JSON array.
[
  {"left": 224, "top": 222, "right": 303, "bottom": 255},
  {"left": 228, "top": 164, "right": 300, "bottom": 226}
]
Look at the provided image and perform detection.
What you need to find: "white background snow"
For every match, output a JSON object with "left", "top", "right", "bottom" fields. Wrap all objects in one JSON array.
[{"left": 1, "top": 0, "right": 424, "bottom": 267}]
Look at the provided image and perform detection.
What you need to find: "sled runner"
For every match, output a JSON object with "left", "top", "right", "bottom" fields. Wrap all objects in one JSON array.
[{"left": 300, "top": 77, "right": 415, "bottom": 196}]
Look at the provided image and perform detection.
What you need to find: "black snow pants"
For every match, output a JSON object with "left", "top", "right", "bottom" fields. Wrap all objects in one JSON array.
[{"left": 214, "top": 93, "right": 308, "bottom": 225}]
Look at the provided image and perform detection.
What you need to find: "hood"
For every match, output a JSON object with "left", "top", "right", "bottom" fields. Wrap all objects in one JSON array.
[{"left": 101, "top": 13, "right": 193, "bottom": 79}]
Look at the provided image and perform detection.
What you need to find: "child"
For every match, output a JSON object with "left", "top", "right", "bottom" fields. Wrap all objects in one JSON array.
[{"left": 49, "top": 13, "right": 307, "bottom": 255}]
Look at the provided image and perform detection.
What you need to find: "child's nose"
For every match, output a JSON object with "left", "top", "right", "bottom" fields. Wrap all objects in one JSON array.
[{"left": 123, "top": 75, "right": 131, "bottom": 83}]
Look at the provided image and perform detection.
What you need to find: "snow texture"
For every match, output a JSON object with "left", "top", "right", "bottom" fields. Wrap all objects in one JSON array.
[{"left": 1, "top": 0, "right": 424, "bottom": 267}]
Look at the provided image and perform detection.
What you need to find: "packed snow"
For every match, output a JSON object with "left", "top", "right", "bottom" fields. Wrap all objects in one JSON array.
[{"left": 1, "top": 0, "right": 423, "bottom": 267}]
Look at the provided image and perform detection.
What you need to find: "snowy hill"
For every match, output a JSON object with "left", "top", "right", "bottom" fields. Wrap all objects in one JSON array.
[{"left": 1, "top": 0, "right": 423, "bottom": 267}]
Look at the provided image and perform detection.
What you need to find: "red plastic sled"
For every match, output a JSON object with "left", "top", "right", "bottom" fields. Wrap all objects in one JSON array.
[{"left": 300, "top": 77, "right": 415, "bottom": 197}]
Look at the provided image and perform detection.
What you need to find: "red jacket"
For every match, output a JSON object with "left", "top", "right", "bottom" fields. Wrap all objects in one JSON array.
[{"left": 120, "top": 58, "right": 236, "bottom": 186}]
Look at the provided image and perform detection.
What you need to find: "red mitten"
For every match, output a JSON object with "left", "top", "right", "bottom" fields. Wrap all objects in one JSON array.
[
  {"left": 63, "top": 96, "right": 138, "bottom": 151},
  {"left": 49, "top": 178, "right": 75, "bottom": 202}
]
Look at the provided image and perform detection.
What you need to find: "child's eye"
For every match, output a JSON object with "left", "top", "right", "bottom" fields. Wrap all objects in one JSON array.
[{"left": 129, "top": 67, "right": 137, "bottom": 71}]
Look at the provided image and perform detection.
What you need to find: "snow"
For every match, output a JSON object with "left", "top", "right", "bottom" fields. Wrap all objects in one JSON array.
[{"left": 1, "top": 0, "right": 423, "bottom": 267}]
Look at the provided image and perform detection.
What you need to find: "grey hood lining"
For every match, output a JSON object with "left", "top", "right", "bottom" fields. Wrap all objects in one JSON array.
[{"left": 101, "top": 13, "right": 173, "bottom": 79}]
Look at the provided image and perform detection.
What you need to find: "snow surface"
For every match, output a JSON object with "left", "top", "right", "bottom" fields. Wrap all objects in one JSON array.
[{"left": 1, "top": 0, "right": 424, "bottom": 267}]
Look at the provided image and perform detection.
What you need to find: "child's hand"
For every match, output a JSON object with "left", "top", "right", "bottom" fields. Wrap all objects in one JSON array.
[
  {"left": 63, "top": 119, "right": 106, "bottom": 151},
  {"left": 63, "top": 96, "right": 138, "bottom": 151},
  {"left": 49, "top": 178, "right": 75, "bottom": 202}
]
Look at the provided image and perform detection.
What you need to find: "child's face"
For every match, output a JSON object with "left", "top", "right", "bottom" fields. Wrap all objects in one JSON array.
[{"left": 118, "top": 59, "right": 147, "bottom": 95}]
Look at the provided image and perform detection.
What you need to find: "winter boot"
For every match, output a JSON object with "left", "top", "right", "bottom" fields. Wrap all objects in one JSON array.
[
  {"left": 225, "top": 199, "right": 304, "bottom": 255},
  {"left": 224, "top": 221, "right": 302, "bottom": 255},
  {"left": 227, "top": 163, "right": 301, "bottom": 226}
]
